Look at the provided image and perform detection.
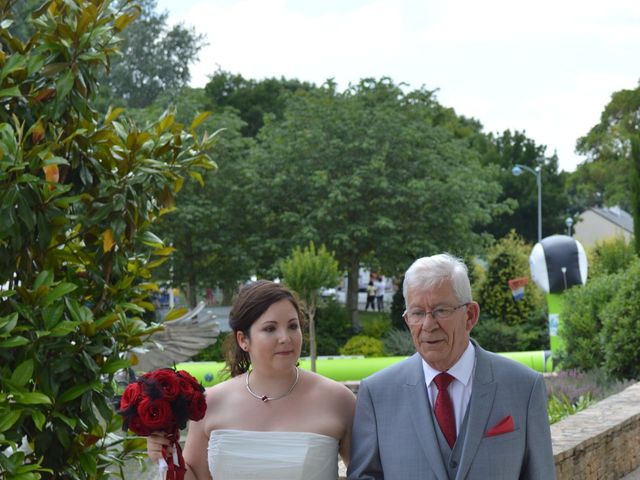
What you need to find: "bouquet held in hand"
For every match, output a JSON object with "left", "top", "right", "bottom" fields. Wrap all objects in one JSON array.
[{"left": 119, "top": 368, "right": 207, "bottom": 480}]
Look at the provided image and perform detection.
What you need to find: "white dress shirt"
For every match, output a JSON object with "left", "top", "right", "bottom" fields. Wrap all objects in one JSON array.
[{"left": 422, "top": 341, "right": 476, "bottom": 434}]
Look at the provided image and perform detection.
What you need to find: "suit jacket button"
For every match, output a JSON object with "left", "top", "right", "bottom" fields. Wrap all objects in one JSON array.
[{"left": 450, "top": 460, "right": 458, "bottom": 469}]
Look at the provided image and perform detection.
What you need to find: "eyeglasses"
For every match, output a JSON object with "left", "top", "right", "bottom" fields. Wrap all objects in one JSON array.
[{"left": 403, "top": 303, "right": 469, "bottom": 324}]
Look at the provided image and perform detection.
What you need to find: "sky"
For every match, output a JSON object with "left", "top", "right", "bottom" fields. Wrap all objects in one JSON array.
[{"left": 156, "top": 0, "right": 640, "bottom": 172}]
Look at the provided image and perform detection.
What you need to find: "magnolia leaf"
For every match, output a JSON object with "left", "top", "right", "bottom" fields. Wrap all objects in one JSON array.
[
  {"left": 0, "top": 336, "right": 30, "bottom": 348},
  {"left": 0, "top": 410, "right": 21, "bottom": 432},
  {"left": 190, "top": 111, "right": 211, "bottom": 130},
  {"left": 14, "top": 391, "right": 52, "bottom": 405},
  {"left": 11, "top": 359, "right": 34, "bottom": 387},
  {"left": 164, "top": 307, "right": 188, "bottom": 322},
  {"left": 102, "top": 228, "right": 115, "bottom": 252}
]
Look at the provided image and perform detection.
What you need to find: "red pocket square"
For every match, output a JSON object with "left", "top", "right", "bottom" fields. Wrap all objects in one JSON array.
[{"left": 486, "top": 415, "right": 515, "bottom": 437}]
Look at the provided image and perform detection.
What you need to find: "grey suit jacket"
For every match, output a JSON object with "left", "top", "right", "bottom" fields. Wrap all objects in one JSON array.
[{"left": 347, "top": 341, "right": 556, "bottom": 479}]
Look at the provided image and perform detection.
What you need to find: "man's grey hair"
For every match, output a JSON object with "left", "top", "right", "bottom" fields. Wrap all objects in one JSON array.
[{"left": 403, "top": 253, "right": 472, "bottom": 306}]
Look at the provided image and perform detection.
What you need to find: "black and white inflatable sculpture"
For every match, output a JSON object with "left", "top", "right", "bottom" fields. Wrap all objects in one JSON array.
[{"left": 529, "top": 235, "right": 588, "bottom": 293}]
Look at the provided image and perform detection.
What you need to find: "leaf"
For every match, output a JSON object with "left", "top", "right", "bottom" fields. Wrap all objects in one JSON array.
[
  {"left": 0, "top": 86, "right": 22, "bottom": 99},
  {"left": 101, "top": 358, "right": 130, "bottom": 374},
  {"left": 0, "top": 410, "right": 21, "bottom": 432},
  {"left": 103, "top": 228, "right": 116, "bottom": 252},
  {"left": 189, "top": 170, "right": 204, "bottom": 186},
  {"left": 0, "top": 336, "right": 30, "bottom": 348},
  {"left": 152, "top": 247, "right": 175, "bottom": 256},
  {"left": 11, "top": 359, "right": 34, "bottom": 387},
  {"left": 164, "top": 307, "right": 188, "bottom": 322},
  {"left": 140, "top": 231, "right": 164, "bottom": 248},
  {"left": 0, "top": 312, "right": 18, "bottom": 334},
  {"left": 14, "top": 392, "right": 52, "bottom": 405},
  {"left": 190, "top": 111, "right": 211, "bottom": 130},
  {"left": 56, "top": 70, "right": 74, "bottom": 100},
  {"left": 57, "top": 382, "right": 97, "bottom": 404},
  {"left": 33, "top": 270, "right": 54, "bottom": 290},
  {"left": 92, "top": 313, "right": 119, "bottom": 332},
  {"left": 31, "top": 410, "right": 46, "bottom": 431},
  {"left": 41, "top": 282, "right": 77, "bottom": 306}
]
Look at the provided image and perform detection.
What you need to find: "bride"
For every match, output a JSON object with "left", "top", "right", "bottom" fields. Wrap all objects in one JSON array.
[{"left": 146, "top": 280, "right": 356, "bottom": 479}]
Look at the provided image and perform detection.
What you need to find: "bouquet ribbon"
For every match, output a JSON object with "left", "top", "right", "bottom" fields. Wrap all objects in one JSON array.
[{"left": 161, "top": 432, "right": 186, "bottom": 480}]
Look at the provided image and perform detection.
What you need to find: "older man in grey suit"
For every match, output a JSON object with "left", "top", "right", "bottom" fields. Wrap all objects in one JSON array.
[{"left": 348, "top": 253, "right": 555, "bottom": 479}]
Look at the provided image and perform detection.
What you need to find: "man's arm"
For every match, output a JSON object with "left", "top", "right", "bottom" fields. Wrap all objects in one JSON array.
[
  {"left": 522, "top": 373, "right": 556, "bottom": 479},
  {"left": 347, "top": 381, "right": 384, "bottom": 480}
]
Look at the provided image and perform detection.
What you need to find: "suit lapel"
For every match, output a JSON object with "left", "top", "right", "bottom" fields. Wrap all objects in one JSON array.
[
  {"left": 456, "top": 342, "right": 496, "bottom": 480},
  {"left": 406, "top": 354, "right": 450, "bottom": 480}
]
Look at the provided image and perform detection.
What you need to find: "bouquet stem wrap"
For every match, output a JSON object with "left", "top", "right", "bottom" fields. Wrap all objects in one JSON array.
[{"left": 162, "top": 431, "right": 186, "bottom": 480}]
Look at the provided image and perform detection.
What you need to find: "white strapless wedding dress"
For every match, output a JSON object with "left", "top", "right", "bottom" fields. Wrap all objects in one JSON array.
[{"left": 208, "top": 429, "right": 339, "bottom": 480}]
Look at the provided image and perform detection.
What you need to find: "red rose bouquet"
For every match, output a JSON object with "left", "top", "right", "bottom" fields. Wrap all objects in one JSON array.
[{"left": 118, "top": 368, "right": 207, "bottom": 480}]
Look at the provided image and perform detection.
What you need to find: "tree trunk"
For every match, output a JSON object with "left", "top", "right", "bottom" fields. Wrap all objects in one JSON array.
[
  {"left": 185, "top": 235, "right": 198, "bottom": 308},
  {"left": 309, "top": 299, "right": 317, "bottom": 372},
  {"left": 347, "top": 259, "right": 361, "bottom": 331}
]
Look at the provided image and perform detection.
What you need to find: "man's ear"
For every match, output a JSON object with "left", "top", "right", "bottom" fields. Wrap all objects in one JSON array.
[{"left": 466, "top": 302, "right": 480, "bottom": 331}]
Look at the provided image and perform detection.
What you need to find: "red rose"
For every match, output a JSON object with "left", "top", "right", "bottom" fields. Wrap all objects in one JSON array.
[
  {"left": 120, "top": 381, "right": 143, "bottom": 411},
  {"left": 136, "top": 397, "right": 175, "bottom": 431},
  {"left": 188, "top": 391, "right": 207, "bottom": 421},
  {"left": 149, "top": 369, "right": 181, "bottom": 401},
  {"left": 176, "top": 377, "right": 195, "bottom": 398},
  {"left": 176, "top": 370, "right": 203, "bottom": 392},
  {"left": 128, "top": 415, "right": 152, "bottom": 436}
]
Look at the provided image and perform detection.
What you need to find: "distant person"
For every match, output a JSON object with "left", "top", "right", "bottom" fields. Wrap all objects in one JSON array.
[
  {"left": 365, "top": 281, "right": 376, "bottom": 311},
  {"left": 374, "top": 277, "right": 385, "bottom": 311},
  {"left": 348, "top": 253, "right": 555, "bottom": 479},
  {"left": 146, "top": 280, "right": 355, "bottom": 479}
]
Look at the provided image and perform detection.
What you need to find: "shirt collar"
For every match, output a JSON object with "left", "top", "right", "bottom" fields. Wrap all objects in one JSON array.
[{"left": 422, "top": 341, "right": 476, "bottom": 387}]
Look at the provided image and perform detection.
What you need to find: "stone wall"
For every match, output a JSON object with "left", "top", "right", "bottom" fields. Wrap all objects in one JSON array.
[{"left": 552, "top": 382, "right": 640, "bottom": 479}]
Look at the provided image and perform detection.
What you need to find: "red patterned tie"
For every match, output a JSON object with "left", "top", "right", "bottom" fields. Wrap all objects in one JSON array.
[{"left": 434, "top": 372, "right": 456, "bottom": 448}]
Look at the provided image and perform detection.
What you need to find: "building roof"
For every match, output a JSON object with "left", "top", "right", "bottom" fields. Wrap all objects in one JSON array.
[{"left": 590, "top": 206, "right": 634, "bottom": 233}]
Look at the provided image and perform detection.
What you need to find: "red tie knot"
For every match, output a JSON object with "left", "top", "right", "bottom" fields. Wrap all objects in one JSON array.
[{"left": 434, "top": 372, "right": 454, "bottom": 391}]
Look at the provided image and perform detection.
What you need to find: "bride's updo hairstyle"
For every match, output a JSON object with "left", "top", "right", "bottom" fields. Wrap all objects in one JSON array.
[{"left": 224, "top": 280, "right": 304, "bottom": 377}]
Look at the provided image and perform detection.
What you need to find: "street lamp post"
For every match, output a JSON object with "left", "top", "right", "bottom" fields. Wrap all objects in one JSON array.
[
  {"left": 565, "top": 217, "right": 574, "bottom": 236},
  {"left": 512, "top": 163, "right": 542, "bottom": 242}
]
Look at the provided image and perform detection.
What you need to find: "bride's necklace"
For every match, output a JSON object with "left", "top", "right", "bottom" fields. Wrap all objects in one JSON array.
[{"left": 245, "top": 367, "right": 299, "bottom": 403}]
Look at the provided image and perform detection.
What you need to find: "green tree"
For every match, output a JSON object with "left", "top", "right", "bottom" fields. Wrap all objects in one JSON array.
[
  {"left": 573, "top": 82, "right": 640, "bottom": 211},
  {"left": 204, "top": 69, "right": 316, "bottom": 137},
  {"left": 0, "top": 1, "right": 216, "bottom": 476},
  {"left": 249, "top": 78, "right": 506, "bottom": 329},
  {"left": 280, "top": 242, "right": 340, "bottom": 372},
  {"left": 101, "top": 0, "right": 206, "bottom": 109},
  {"left": 129, "top": 88, "right": 256, "bottom": 305},
  {"left": 481, "top": 130, "right": 571, "bottom": 243}
]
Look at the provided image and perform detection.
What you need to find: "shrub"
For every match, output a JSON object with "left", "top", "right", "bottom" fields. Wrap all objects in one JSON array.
[
  {"left": 191, "top": 331, "right": 229, "bottom": 362},
  {"left": 588, "top": 235, "right": 637, "bottom": 279},
  {"left": 301, "top": 298, "right": 352, "bottom": 356},
  {"left": 340, "top": 335, "right": 385, "bottom": 357},
  {"left": 600, "top": 258, "right": 640, "bottom": 380},
  {"left": 558, "top": 271, "right": 623, "bottom": 371},
  {"left": 362, "top": 315, "right": 392, "bottom": 338},
  {"left": 382, "top": 329, "right": 415, "bottom": 356},
  {"left": 473, "top": 310, "right": 549, "bottom": 352},
  {"left": 476, "top": 231, "right": 546, "bottom": 329}
]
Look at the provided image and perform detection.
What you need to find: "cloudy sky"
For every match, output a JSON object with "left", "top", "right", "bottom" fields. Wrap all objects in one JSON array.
[{"left": 156, "top": 0, "right": 640, "bottom": 172}]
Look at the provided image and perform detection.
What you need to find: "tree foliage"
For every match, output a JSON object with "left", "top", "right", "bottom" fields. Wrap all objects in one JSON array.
[
  {"left": 481, "top": 130, "right": 571, "bottom": 243},
  {"left": 129, "top": 88, "right": 255, "bottom": 305},
  {"left": 101, "top": 0, "right": 206, "bottom": 109},
  {"left": 573, "top": 82, "right": 640, "bottom": 211},
  {"left": 0, "top": 0, "right": 215, "bottom": 476},
  {"left": 281, "top": 242, "right": 340, "bottom": 372},
  {"left": 249, "top": 78, "right": 506, "bottom": 329},
  {"left": 203, "top": 70, "right": 316, "bottom": 137}
]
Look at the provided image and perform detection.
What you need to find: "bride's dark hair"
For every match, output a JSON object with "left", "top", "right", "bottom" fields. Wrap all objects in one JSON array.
[{"left": 223, "top": 280, "right": 304, "bottom": 377}]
